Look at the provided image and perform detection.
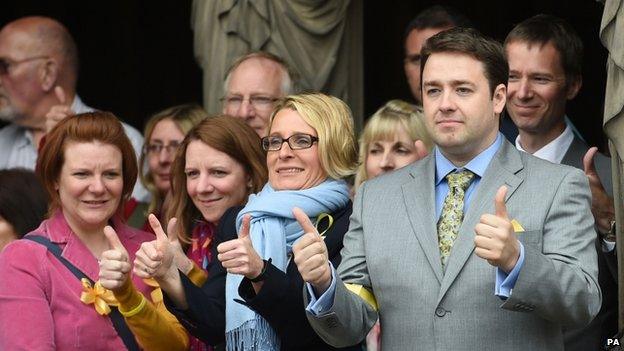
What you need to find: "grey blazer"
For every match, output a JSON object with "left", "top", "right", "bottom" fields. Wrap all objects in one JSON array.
[{"left": 307, "top": 140, "right": 602, "bottom": 351}]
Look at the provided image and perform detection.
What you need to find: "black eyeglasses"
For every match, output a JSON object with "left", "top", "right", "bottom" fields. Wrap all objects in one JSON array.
[
  {"left": 0, "top": 56, "right": 49, "bottom": 75},
  {"left": 261, "top": 133, "right": 319, "bottom": 151},
  {"left": 144, "top": 142, "right": 181, "bottom": 155}
]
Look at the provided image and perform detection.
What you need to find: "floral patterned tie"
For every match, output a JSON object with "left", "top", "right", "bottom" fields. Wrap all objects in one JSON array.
[{"left": 437, "top": 170, "right": 475, "bottom": 269}]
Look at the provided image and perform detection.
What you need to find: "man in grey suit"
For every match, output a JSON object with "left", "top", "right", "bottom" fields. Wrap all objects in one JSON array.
[
  {"left": 505, "top": 15, "right": 617, "bottom": 349},
  {"left": 292, "top": 27, "right": 601, "bottom": 350}
]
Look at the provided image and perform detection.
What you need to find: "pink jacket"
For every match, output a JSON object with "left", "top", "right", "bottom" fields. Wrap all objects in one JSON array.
[{"left": 0, "top": 210, "right": 155, "bottom": 350}]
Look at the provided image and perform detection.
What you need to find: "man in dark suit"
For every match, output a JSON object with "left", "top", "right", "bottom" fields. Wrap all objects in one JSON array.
[{"left": 504, "top": 14, "right": 617, "bottom": 350}]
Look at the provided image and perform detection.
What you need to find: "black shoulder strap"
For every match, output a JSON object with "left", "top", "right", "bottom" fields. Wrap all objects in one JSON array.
[{"left": 24, "top": 235, "right": 140, "bottom": 351}]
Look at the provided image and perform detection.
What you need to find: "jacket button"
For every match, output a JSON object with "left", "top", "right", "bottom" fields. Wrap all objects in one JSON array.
[{"left": 435, "top": 307, "right": 446, "bottom": 317}]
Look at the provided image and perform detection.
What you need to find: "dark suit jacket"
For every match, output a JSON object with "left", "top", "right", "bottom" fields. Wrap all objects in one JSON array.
[
  {"left": 561, "top": 135, "right": 618, "bottom": 351},
  {"left": 165, "top": 204, "right": 359, "bottom": 351}
]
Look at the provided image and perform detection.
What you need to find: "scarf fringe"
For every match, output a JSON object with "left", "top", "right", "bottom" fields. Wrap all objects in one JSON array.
[{"left": 225, "top": 315, "right": 280, "bottom": 351}]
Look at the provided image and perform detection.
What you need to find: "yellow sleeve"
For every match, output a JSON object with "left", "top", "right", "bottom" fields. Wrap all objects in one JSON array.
[
  {"left": 113, "top": 279, "right": 189, "bottom": 351},
  {"left": 187, "top": 261, "right": 208, "bottom": 287}
]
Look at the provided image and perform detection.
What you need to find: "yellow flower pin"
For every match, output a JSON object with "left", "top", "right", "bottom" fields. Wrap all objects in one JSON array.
[{"left": 80, "top": 278, "right": 118, "bottom": 316}]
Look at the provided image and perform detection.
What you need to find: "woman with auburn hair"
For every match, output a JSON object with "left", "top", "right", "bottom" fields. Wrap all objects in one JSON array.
[
  {"left": 0, "top": 112, "right": 189, "bottom": 350},
  {"left": 355, "top": 99, "right": 432, "bottom": 190},
  {"left": 136, "top": 93, "right": 361, "bottom": 350},
  {"left": 134, "top": 115, "right": 267, "bottom": 351},
  {"left": 125, "top": 104, "right": 207, "bottom": 230}
]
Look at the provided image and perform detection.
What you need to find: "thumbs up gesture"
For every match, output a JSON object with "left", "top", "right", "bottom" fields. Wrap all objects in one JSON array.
[
  {"left": 474, "top": 186, "right": 520, "bottom": 273},
  {"left": 134, "top": 214, "right": 177, "bottom": 280},
  {"left": 582, "top": 147, "right": 615, "bottom": 234},
  {"left": 217, "top": 215, "right": 264, "bottom": 279},
  {"left": 292, "top": 207, "right": 332, "bottom": 295},
  {"left": 99, "top": 226, "right": 132, "bottom": 292},
  {"left": 45, "top": 86, "right": 75, "bottom": 133}
]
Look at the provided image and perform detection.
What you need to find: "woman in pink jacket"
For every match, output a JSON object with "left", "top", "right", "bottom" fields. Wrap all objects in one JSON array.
[{"left": 0, "top": 112, "right": 188, "bottom": 350}]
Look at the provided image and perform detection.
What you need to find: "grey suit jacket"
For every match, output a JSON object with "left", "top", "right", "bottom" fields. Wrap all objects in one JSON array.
[
  {"left": 307, "top": 140, "right": 601, "bottom": 351},
  {"left": 560, "top": 135, "right": 617, "bottom": 351}
]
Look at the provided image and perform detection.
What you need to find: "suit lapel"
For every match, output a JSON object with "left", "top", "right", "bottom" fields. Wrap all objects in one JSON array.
[
  {"left": 437, "top": 141, "right": 525, "bottom": 302},
  {"left": 560, "top": 135, "right": 586, "bottom": 169},
  {"left": 402, "top": 155, "right": 443, "bottom": 283}
]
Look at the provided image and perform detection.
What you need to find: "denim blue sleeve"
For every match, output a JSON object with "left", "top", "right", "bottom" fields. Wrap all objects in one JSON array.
[
  {"left": 305, "top": 263, "right": 337, "bottom": 316},
  {"left": 495, "top": 242, "right": 525, "bottom": 300}
]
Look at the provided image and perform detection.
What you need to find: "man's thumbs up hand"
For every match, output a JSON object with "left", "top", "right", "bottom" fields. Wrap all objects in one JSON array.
[{"left": 474, "top": 186, "right": 520, "bottom": 273}]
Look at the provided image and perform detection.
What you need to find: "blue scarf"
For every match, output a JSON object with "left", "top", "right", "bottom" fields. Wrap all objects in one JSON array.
[{"left": 225, "top": 179, "right": 350, "bottom": 351}]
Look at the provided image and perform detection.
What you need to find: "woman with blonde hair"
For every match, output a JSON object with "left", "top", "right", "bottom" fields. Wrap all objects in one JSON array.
[
  {"left": 355, "top": 99, "right": 432, "bottom": 190},
  {"left": 125, "top": 104, "right": 207, "bottom": 230},
  {"left": 355, "top": 100, "right": 432, "bottom": 351},
  {"left": 136, "top": 93, "right": 361, "bottom": 350}
]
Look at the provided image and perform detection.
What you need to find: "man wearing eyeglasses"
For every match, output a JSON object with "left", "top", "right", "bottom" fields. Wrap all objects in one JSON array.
[
  {"left": 0, "top": 16, "right": 147, "bottom": 200},
  {"left": 221, "top": 52, "right": 295, "bottom": 138}
]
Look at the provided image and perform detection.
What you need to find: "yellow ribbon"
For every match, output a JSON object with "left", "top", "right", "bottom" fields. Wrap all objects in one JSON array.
[
  {"left": 315, "top": 213, "right": 334, "bottom": 238},
  {"left": 344, "top": 283, "right": 378, "bottom": 311},
  {"left": 80, "top": 278, "right": 118, "bottom": 316},
  {"left": 511, "top": 219, "right": 525, "bottom": 233},
  {"left": 143, "top": 278, "right": 163, "bottom": 305}
]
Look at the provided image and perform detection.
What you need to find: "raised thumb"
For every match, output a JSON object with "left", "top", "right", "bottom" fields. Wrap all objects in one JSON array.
[
  {"left": 293, "top": 207, "right": 318, "bottom": 235},
  {"left": 54, "top": 86, "right": 67, "bottom": 105},
  {"left": 238, "top": 214, "right": 251, "bottom": 239},
  {"left": 104, "top": 225, "right": 125, "bottom": 252},
  {"left": 494, "top": 186, "right": 509, "bottom": 219}
]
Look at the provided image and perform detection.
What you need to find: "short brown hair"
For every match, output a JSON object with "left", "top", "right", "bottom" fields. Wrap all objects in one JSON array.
[
  {"left": 167, "top": 115, "right": 268, "bottom": 242},
  {"left": 504, "top": 14, "right": 582, "bottom": 83},
  {"left": 139, "top": 104, "right": 207, "bottom": 214},
  {"left": 420, "top": 27, "right": 508, "bottom": 96},
  {"left": 36, "top": 111, "right": 138, "bottom": 216}
]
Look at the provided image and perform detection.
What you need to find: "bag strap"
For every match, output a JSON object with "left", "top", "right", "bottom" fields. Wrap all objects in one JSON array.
[{"left": 24, "top": 235, "right": 140, "bottom": 351}]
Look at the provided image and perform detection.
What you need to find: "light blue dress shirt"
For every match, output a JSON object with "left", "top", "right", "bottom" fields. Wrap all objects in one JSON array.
[{"left": 307, "top": 134, "right": 524, "bottom": 315}]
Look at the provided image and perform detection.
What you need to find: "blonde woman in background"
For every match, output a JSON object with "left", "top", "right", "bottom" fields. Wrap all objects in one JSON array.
[
  {"left": 356, "top": 100, "right": 432, "bottom": 351},
  {"left": 125, "top": 104, "right": 207, "bottom": 231},
  {"left": 355, "top": 100, "right": 432, "bottom": 190}
]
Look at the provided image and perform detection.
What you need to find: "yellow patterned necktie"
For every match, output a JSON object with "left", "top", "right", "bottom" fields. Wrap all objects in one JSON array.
[{"left": 437, "top": 170, "right": 475, "bottom": 269}]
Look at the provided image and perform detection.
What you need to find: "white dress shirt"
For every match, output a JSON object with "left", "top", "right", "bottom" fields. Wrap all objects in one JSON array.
[{"left": 515, "top": 124, "right": 574, "bottom": 164}]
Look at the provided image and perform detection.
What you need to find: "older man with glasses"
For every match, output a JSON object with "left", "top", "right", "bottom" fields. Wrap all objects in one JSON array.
[
  {"left": 221, "top": 51, "right": 296, "bottom": 138},
  {"left": 0, "top": 16, "right": 147, "bottom": 200}
]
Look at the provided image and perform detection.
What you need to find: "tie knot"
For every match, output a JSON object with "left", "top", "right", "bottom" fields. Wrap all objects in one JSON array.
[{"left": 446, "top": 170, "right": 475, "bottom": 191}]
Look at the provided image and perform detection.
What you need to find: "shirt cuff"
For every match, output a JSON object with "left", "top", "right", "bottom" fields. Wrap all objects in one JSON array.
[
  {"left": 602, "top": 239, "right": 616, "bottom": 252},
  {"left": 495, "top": 242, "right": 525, "bottom": 300},
  {"left": 305, "top": 263, "right": 336, "bottom": 316}
]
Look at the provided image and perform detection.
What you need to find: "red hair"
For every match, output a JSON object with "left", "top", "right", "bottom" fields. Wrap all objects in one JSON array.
[{"left": 36, "top": 111, "right": 138, "bottom": 215}]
